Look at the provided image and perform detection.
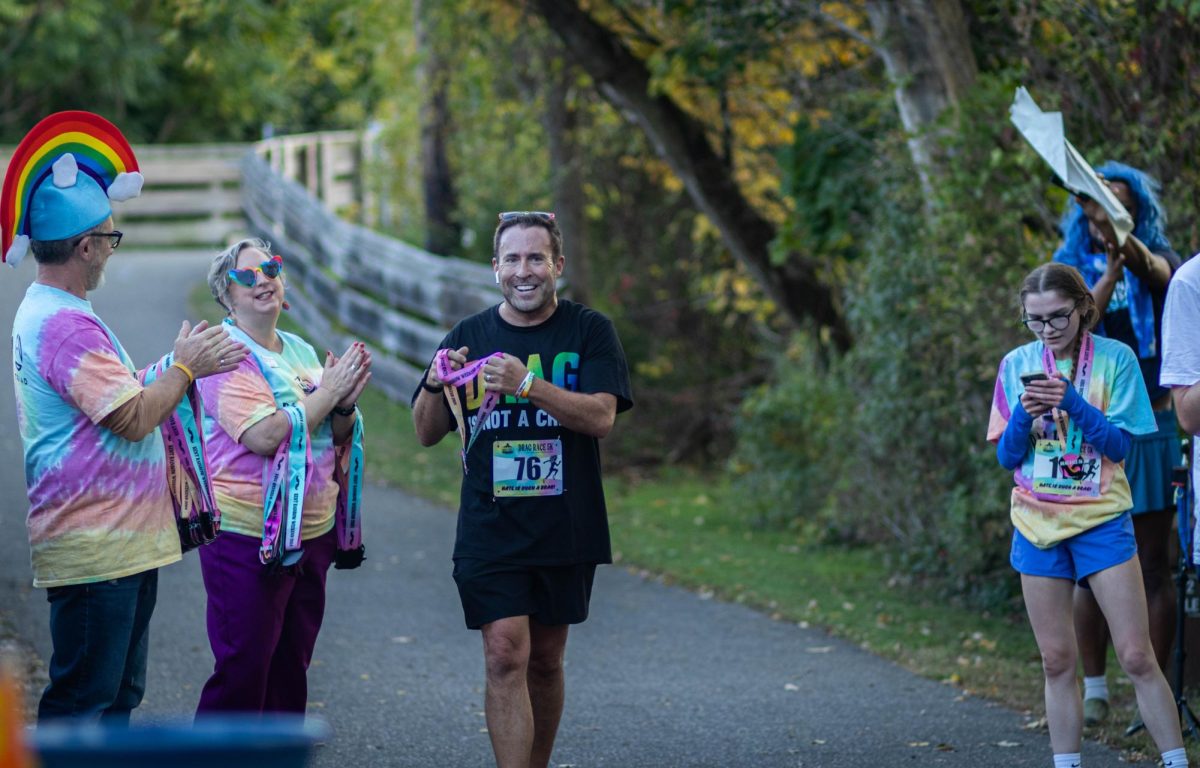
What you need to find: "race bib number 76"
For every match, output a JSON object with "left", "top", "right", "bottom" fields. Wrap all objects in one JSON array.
[{"left": 492, "top": 439, "right": 564, "bottom": 497}]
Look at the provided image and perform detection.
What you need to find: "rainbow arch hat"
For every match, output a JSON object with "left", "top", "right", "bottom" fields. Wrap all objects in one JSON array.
[{"left": 2, "top": 110, "right": 143, "bottom": 267}]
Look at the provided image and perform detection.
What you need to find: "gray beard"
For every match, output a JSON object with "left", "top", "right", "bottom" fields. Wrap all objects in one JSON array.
[{"left": 86, "top": 268, "right": 106, "bottom": 291}]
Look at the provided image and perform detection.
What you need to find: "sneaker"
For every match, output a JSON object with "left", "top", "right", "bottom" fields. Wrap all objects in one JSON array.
[
  {"left": 1124, "top": 712, "right": 1144, "bottom": 736},
  {"left": 1083, "top": 697, "right": 1109, "bottom": 726}
]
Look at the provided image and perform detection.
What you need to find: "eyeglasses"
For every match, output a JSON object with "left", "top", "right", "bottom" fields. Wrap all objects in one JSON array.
[
  {"left": 498, "top": 211, "right": 555, "bottom": 221},
  {"left": 80, "top": 230, "right": 123, "bottom": 249},
  {"left": 228, "top": 255, "right": 284, "bottom": 288},
  {"left": 1021, "top": 304, "right": 1077, "bottom": 333}
]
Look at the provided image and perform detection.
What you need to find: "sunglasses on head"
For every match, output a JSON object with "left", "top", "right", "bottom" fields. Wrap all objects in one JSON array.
[
  {"left": 498, "top": 211, "right": 555, "bottom": 221},
  {"left": 228, "top": 255, "right": 283, "bottom": 288}
]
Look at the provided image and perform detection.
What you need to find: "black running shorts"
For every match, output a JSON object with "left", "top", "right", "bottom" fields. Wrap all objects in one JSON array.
[{"left": 452, "top": 558, "right": 597, "bottom": 630}]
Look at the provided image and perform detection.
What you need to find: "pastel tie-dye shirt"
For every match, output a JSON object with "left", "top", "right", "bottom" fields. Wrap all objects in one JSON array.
[
  {"left": 987, "top": 334, "right": 1155, "bottom": 547},
  {"left": 196, "top": 329, "right": 336, "bottom": 541},
  {"left": 12, "top": 283, "right": 180, "bottom": 587}
]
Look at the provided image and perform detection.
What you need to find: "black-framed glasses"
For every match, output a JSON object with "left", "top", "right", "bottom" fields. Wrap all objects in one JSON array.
[
  {"left": 1022, "top": 304, "right": 1077, "bottom": 333},
  {"left": 228, "top": 255, "right": 284, "bottom": 288},
  {"left": 80, "top": 230, "right": 122, "bottom": 250},
  {"left": 498, "top": 211, "right": 555, "bottom": 221}
]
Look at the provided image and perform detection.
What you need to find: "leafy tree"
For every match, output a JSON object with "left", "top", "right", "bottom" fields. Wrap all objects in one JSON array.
[{"left": 0, "top": 0, "right": 393, "bottom": 142}]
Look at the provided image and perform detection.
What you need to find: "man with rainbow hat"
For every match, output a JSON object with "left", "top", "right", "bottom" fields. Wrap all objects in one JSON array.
[{"left": 4, "top": 111, "right": 247, "bottom": 722}]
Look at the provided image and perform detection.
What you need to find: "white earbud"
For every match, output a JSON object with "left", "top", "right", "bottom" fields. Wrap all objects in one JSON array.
[{"left": 494, "top": 272, "right": 500, "bottom": 284}]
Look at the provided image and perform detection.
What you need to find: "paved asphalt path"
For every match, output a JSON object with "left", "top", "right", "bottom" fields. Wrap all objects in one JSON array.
[{"left": 0, "top": 251, "right": 1142, "bottom": 766}]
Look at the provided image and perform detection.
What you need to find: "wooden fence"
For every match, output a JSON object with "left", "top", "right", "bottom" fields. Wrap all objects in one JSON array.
[{"left": 244, "top": 132, "right": 495, "bottom": 400}]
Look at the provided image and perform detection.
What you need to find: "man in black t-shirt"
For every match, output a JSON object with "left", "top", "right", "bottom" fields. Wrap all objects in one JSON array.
[
  {"left": 412, "top": 211, "right": 632, "bottom": 768},
  {"left": 1052, "top": 162, "right": 1182, "bottom": 729}
]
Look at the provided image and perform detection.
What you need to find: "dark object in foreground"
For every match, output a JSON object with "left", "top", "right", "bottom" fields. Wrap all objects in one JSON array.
[{"left": 30, "top": 714, "right": 330, "bottom": 768}]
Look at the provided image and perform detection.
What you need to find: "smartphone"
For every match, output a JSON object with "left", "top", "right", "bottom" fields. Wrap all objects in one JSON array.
[{"left": 1020, "top": 372, "right": 1049, "bottom": 386}]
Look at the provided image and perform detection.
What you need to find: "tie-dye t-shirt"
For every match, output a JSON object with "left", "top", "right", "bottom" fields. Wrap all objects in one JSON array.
[
  {"left": 12, "top": 283, "right": 180, "bottom": 587},
  {"left": 196, "top": 329, "right": 336, "bottom": 541},
  {"left": 987, "top": 334, "right": 1156, "bottom": 547}
]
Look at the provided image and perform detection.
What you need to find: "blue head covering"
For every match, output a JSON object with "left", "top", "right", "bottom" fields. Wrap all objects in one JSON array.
[
  {"left": 1051, "top": 161, "right": 1171, "bottom": 358},
  {"left": 29, "top": 155, "right": 112, "bottom": 241}
]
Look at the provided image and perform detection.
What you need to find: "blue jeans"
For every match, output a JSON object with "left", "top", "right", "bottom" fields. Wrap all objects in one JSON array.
[{"left": 39, "top": 569, "right": 158, "bottom": 723}]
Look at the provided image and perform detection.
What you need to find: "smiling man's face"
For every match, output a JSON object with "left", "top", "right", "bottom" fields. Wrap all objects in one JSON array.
[{"left": 493, "top": 225, "right": 563, "bottom": 325}]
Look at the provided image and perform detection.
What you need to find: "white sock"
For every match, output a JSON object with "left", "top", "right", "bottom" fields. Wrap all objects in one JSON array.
[
  {"left": 1162, "top": 747, "right": 1188, "bottom": 768},
  {"left": 1053, "top": 753, "right": 1081, "bottom": 768},
  {"left": 1082, "top": 675, "right": 1108, "bottom": 701}
]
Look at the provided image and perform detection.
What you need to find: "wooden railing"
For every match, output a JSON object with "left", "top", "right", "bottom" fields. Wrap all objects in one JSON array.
[{"left": 244, "top": 132, "right": 494, "bottom": 399}]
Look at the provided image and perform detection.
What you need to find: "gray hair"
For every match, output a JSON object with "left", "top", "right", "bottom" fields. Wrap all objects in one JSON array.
[
  {"left": 30, "top": 223, "right": 102, "bottom": 265},
  {"left": 208, "top": 237, "right": 272, "bottom": 313}
]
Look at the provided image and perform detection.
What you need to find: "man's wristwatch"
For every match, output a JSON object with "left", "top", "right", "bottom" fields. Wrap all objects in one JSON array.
[
  {"left": 421, "top": 379, "right": 442, "bottom": 394},
  {"left": 332, "top": 403, "right": 357, "bottom": 417}
]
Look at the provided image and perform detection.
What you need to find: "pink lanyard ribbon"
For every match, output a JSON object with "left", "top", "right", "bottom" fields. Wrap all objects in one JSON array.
[
  {"left": 1041, "top": 331, "right": 1095, "bottom": 455},
  {"left": 138, "top": 356, "right": 220, "bottom": 552},
  {"left": 434, "top": 349, "right": 504, "bottom": 473},
  {"left": 260, "top": 402, "right": 312, "bottom": 568}
]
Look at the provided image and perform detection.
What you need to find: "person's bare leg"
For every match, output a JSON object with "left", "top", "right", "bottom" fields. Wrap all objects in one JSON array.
[
  {"left": 1090, "top": 557, "right": 1184, "bottom": 753},
  {"left": 1023, "top": 574, "right": 1084, "bottom": 754},
  {"left": 527, "top": 621, "right": 569, "bottom": 768},
  {"left": 482, "top": 616, "right": 533, "bottom": 768}
]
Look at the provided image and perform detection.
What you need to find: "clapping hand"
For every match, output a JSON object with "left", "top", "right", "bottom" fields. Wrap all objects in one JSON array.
[
  {"left": 174, "top": 320, "right": 248, "bottom": 379},
  {"left": 324, "top": 341, "right": 372, "bottom": 408}
]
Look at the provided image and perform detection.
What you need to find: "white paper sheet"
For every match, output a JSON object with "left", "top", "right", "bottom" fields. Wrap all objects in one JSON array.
[{"left": 1010, "top": 86, "right": 1133, "bottom": 245}]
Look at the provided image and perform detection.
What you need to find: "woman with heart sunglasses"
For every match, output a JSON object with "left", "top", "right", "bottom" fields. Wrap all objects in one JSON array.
[{"left": 193, "top": 237, "right": 373, "bottom": 715}]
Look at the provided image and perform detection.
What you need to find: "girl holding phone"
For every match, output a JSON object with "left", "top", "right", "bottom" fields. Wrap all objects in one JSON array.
[{"left": 987, "top": 262, "right": 1186, "bottom": 768}]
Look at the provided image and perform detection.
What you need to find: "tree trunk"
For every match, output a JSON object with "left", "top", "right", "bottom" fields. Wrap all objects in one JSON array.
[
  {"left": 528, "top": 0, "right": 851, "bottom": 350},
  {"left": 414, "top": 0, "right": 460, "bottom": 256},
  {"left": 540, "top": 53, "right": 590, "bottom": 304},
  {"left": 865, "top": 0, "right": 977, "bottom": 200}
]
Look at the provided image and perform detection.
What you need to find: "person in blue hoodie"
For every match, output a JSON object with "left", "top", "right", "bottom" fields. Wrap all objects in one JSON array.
[{"left": 1052, "top": 162, "right": 1182, "bottom": 728}]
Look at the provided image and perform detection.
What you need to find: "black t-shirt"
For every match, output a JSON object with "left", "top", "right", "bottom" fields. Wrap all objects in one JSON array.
[
  {"left": 413, "top": 300, "right": 633, "bottom": 565},
  {"left": 1092, "top": 248, "right": 1181, "bottom": 401}
]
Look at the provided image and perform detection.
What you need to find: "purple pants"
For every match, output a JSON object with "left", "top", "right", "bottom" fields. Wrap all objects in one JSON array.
[{"left": 196, "top": 528, "right": 335, "bottom": 715}]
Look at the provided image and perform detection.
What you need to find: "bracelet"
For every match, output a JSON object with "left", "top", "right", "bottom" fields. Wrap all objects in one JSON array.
[
  {"left": 516, "top": 371, "right": 535, "bottom": 399},
  {"left": 421, "top": 379, "right": 443, "bottom": 394},
  {"left": 170, "top": 361, "right": 195, "bottom": 384},
  {"left": 332, "top": 403, "right": 357, "bottom": 417}
]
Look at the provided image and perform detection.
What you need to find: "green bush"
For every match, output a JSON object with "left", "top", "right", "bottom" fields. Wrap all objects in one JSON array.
[
  {"left": 729, "top": 342, "right": 855, "bottom": 536},
  {"left": 733, "top": 77, "right": 1062, "bottom": 606}
]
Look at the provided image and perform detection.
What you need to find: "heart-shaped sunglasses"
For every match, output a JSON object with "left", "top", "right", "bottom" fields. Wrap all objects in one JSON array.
[{"left": 228, "top": 255, "right": 284, "bottom": 288}]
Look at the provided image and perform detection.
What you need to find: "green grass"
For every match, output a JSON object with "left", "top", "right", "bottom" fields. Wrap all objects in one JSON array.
[
  {"left": 605, "top": 470, "right": 1043, "bottom": 702},
  {"left": 186, "top": 281, "right": 1176, "bottom": 762}
]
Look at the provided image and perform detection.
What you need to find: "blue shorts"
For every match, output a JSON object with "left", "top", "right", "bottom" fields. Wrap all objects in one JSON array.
[
  {"left": 1126, "top": 408, "right": 1180, "bottom": 515},
  {"left": 1010, "top": 512, "right": 1136, "bottom": 584}
]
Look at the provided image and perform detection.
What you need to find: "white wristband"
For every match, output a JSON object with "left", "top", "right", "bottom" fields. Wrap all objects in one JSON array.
[{"left": 516, "top": 371, "right": 535, "bottom": 398}]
